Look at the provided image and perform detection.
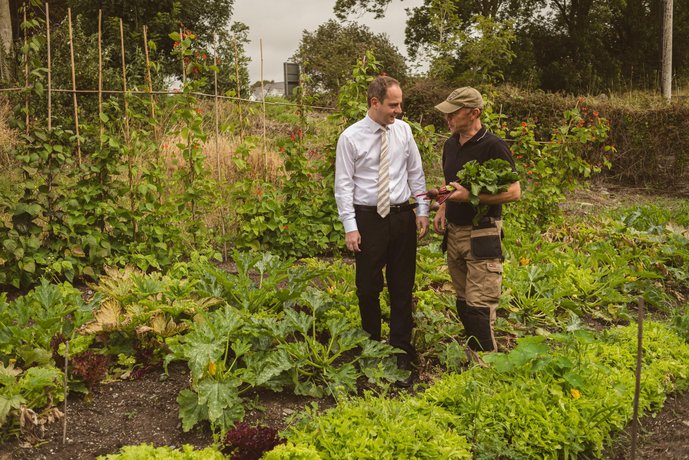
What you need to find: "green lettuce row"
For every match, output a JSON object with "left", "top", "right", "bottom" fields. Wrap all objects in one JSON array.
[
  {"left": 271, "top": 322, "right": 689, "bottom": 460},
  {"left": 97, "top": 443, "right": 225, "bottom": 459}
]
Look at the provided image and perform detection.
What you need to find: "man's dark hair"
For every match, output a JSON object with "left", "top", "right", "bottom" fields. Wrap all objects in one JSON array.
[{"left": 367, "top": 75, "right": 400, "bottom": 108}]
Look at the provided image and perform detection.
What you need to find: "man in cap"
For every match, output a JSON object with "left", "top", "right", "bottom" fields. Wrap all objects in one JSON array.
[{"left": 432, "top": 87, "right": 520, "bottom": 356}]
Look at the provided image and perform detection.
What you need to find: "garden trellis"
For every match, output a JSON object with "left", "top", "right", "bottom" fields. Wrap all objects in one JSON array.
[
  {"left": 2, "top": 3, "right": 336, "bottom": 264},
  {"left": 5, "top": 3, "right": 334, "bottom": 171}
]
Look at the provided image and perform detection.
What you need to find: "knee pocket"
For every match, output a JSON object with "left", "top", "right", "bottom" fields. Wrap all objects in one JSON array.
[{"left": 466, "top": 260, "right": 502, "bottom": 306}]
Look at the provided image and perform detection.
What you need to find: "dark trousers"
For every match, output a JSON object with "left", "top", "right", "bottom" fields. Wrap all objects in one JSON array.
[{"left": 354, "top": 207, "right": 417, "bottom": 357}]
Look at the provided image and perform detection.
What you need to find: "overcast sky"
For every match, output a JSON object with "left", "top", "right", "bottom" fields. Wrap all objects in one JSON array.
[{"left": 232, "top": 0, "right": 424, "bottom": 83}]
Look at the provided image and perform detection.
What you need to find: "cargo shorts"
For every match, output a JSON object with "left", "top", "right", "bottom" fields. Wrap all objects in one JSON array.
[{"left": 446, "top": 220, "right": 503, "bottom": 310}]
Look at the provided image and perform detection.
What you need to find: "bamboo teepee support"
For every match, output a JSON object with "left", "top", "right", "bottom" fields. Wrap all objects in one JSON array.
[
  {"left": 67, "top": 8, "right": 81, "bottom": 164},
  {"left": 260, "top": 38, "right": 266, "bottom": 172},
  {"left": 119, "top": 18, "right": 136, "bottom": 238},
  {"left": 233, "top": 37, "right": 244, "bottom": 142},
  {"left": 213, "top": 46, "right": 228, "bottom": 261},
  {"left": 98, "top": 10, "right": 103, "bottom": 140},
  {"left": 23, "top": 7, "right": 29, "bottom": 134},
  {"left": 143, "top": 25, "right": 156, "bottom": 123},
  {"left": 45, "top": 2, "right": 51, "bottom": 130}
]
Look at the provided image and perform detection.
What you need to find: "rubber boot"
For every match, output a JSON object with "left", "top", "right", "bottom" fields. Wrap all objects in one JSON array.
[{"left": 463, "top": 305, "right": 495, "bottom": 352}]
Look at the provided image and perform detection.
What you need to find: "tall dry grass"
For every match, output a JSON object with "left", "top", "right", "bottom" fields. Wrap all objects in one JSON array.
[
  {"left": 0, "top": 97, "right": 17, "bottom": 168},
  {"left": 157, "top": 131, "right": 285, "bottom": 184}
]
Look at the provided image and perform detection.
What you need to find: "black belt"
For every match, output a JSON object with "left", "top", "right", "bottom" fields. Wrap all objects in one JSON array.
[{"left": 354, "top": 202, "right": 417, "bottom": 214}]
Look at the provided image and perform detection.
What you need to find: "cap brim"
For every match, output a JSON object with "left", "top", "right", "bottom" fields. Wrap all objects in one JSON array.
[{"left": 434, "top": 100, "right": 462, "bottom": 113}]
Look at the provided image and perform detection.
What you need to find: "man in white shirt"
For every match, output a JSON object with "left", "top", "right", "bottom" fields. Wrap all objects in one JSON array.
[{"left": 334, "top": 75, "right": 429, "bottom": 386}]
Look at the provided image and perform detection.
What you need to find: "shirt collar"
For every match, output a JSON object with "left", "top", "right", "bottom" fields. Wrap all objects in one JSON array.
[
  {"left": 468, "top": 127, "right": 488, "bottom": 143},
  {"left": 364, "top": 115, "right": 392, "bottom": 133},
  {"left": 455, "top": 126, "right": 488, "bottom": 144}
]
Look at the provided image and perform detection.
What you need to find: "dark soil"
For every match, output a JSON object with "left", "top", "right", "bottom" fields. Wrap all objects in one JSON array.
[
  {"left": 0, "top": 358, "right": 687, "bottom": 459},
  {"left": 1, "top": 183, "right": 688, "bottom": 459},
  {"left": 605, "top": 390, "right": 689, "bottom": 460},
  {"left": 0, "top": 362, "right": 323, "bottom": 460}
]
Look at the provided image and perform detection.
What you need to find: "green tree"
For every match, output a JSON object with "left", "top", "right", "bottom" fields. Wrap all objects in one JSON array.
[
  {"left": 291, "top": 20, "right": 407, "bottom": 102},
  {"left": 334, "top": 0, "right": 689, "bottom": 93},
  {"left": 4, "top": 0, "right": 244, "bottom": 85}
]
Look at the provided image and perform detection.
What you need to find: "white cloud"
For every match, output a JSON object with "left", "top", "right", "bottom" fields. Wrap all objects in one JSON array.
[{"left": 232, "top": 0, "right": 424, "bottom": 83}]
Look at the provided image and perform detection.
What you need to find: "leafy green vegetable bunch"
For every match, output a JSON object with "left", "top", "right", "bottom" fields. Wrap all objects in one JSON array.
[{"left": 456, "top": 158, "right": 519, "bottom": 224}]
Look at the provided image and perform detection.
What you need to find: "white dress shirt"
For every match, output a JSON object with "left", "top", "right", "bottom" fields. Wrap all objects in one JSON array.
[{"left": 334, "top": 115, "right": 428, "bottom": 233}]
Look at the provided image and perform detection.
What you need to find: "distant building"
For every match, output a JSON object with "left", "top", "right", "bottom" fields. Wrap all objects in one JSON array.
[{"left": 250, "top": 82, "right": 285, "bottom": 101}]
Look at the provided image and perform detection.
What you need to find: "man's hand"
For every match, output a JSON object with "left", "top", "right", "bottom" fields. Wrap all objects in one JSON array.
[
  {"left": 345, "top": 230, "right": 361, "bottom": 252},
  {"left": 433, "top": 205, "right": 447, "bottom": 234},
  {"left": 447, "top": 181, "right": 469, "bottom": 202},
  {"left": 417, "top": 216, "right": 429, "bottom": 239}
]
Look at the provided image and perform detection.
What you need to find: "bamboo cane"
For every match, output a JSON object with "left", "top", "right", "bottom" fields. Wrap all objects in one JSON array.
[
  {"left": 630, "top": 298, "right": 645, "bottom": 459},
  {"left": 260, "top": 38, "right": 266, "bottom": 172},
  {"left": 62, "top": 340, "right": 68, "bottom": 444},
  {"left": 180, "top": 28, "right": 186, "bottom": 84},
  {"left": 119, "top": 18, "right": 135, "bottom": 238},
  {"left": 98, "top": 10, "right": 103, "bottom": 141},
  {"left": 45, "top": 3, "right": 51, "bottom": 131},
  {"left": 143, "top": 25, "right": 156, "bottom": 123},
  {"left": 23, "top": 7, "right": 28, "bottom": 134},
  {"left": 213, "top": 46, "right": 228, "bottom": 261},
  {"left": 67, "top": 8, "right": 81, "bottom": 164},
  {"left": 233, "top": 37, "right": 243, "bottom": 142}
]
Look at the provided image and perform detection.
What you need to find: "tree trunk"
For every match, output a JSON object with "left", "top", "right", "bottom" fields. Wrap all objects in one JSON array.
[
  {"left": 661, "top": 0, "right": 672, "bottom": 100},
  {"left": 0, "top": 0, "right": 12, "bottom": 80}
]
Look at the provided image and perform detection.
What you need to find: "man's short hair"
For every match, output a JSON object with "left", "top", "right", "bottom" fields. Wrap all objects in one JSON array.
[{"left": 367, "top": 76, "right": 400, "bottom": 108}]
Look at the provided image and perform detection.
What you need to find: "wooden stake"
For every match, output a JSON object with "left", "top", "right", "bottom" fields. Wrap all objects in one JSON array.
[
  {"left": 143, "top": 25, "right": 156, "bottom": 123},
  {"left": 67, "top": 8, "right": 81, "bottom": 164},
  {"left": 213, "top": 44, "right": 221, "bottom": 182},
  {"left": 180, "top": 28, "right": 186, "bottom": 84},
  {"left": 213, "top": 46, "right": 228, "bottom": 262},
  {"left": 45, "top": 2, "right": 51, "bottom": 131},
  {"left": 260, "top": 38, "right": 266, "bottom": 172},
  {"left": 62, "top": 340, "right": 69, "bottom": 444},
  {"left": 98, "top": 10, "right": 103, "bottom": 141},
  {"left": 233, "top": 37, "right": 243, "bottom": 142},
  {"left": 23, "top": 6, "right": 28, "bottom": 134},
  {"left": 119, "top": 19, "right": 130, "bottom": 143},
  {"left": 630, "top": 297, "right": 645, "bottom": 459},
  {"left": 119, "top": 18, "right": 135, "bottom": 238}
]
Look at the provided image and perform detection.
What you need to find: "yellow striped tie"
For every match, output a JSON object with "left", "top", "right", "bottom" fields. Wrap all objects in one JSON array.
[{"left": 377, "top": 127, "right": 390, "bottom": 218}]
